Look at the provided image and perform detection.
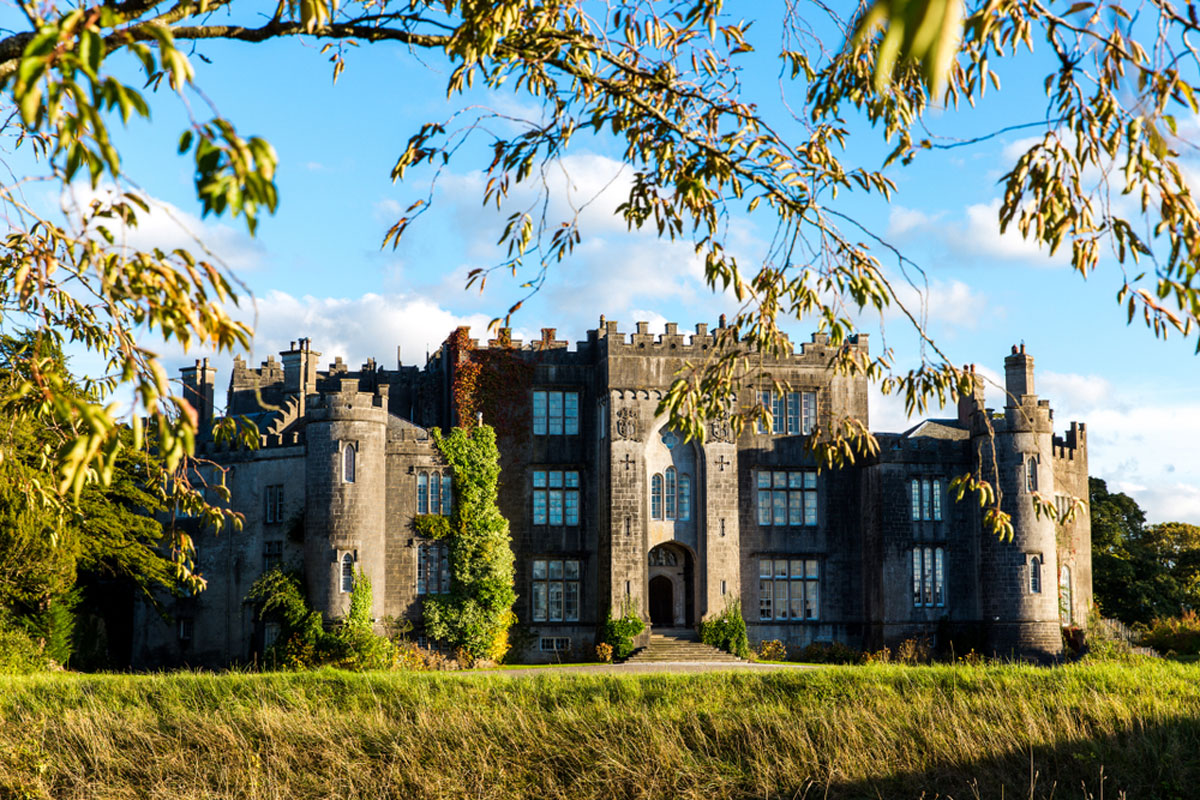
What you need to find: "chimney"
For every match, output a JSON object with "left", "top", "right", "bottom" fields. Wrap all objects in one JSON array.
[
  {"left": 956, "top": 364, "right": 985, "bottom": 427},
  {"left": 180, "top": 357, "right": 217, "bottom": 429},
  {"left": 1003, "top": 343, "right": 1034, "bottom": 407},
  {"left": 281, "top": 337, "right": 322, "bottom": 411}
]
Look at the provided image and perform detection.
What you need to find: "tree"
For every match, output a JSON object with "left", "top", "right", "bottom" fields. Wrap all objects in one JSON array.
[
  {"left": 1, "top": 0, "right": 1198, "bottom": 542},
  {"left": 1091, "top": 477, "right": 1200, "bottom": 624}
]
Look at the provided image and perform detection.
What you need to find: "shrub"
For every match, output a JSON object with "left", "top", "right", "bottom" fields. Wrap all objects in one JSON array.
[
  {"left": 796, "top": 641, "right": 861, "bottom": 664},
  {"left": 1142, "top": 611, "right": 1200, "bottom": 656},
  {"left": 0, "top": 613, "right": 51, "bottom": 674},
  {"left": 699, "top": 599, "right": 750, "bottom": 659},
  {"left": 755, "top": 639, "right": 787, "bottom": 662},
  {"left": 595, "top": 642, "right": 613, "bottom": 663},
  {"left": 896, "top": 637, "right": 932, "bottom": 664},
  {"left": 600, "top": 601, "right": 645, "bottom": 660}
]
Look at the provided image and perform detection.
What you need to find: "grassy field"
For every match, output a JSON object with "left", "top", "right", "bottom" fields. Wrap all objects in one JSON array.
[{"left": 1, "top": 661, "right": 1198, "bottom": 799}]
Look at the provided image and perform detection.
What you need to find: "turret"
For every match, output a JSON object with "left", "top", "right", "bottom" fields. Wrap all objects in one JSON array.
[
  {"left": 977, "top": 344, "right": 1063, "bottom": 661},
  {"left": 180, "top": 358, "right": 217, "bottom": 429},
  {"left": 956, "top": 364, "right": 985, "bottom": 429},
  {"left": 303, "top": 377, "right": 389, "bottom": 624}
]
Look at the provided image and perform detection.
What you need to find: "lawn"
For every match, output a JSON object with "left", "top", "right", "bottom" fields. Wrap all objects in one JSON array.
[{"left": 1, "top": 660, "right": 1198, "bottom": 799}]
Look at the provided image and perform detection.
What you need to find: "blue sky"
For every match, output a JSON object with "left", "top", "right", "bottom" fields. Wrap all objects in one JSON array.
[{"left": 2, "top": 7, "right": 1197, "bottom": 523}]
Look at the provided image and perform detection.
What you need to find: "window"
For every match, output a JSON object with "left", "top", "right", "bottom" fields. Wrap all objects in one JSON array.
[
  {"left": 756, "top": 470, "right": 818, "bottom": 526},
  {"left": 531, "top": 559, "right": 580, "bottom": 622},
  {"left": 532, "top": 470, "right": 580, "bottom": 525},
  {"left": 1025, "top": 456, "right": 1038, "bottom": 492},
  {"left": 341, "top": 553, "right": 355, "bottom": 593},
  {"left": 178, "top": 617, "right": 194, "bottom": 642},
  {"left": 911, "top": 547, "right": 946, "bottom": 607},
  {"left": 264, "top": 485, "right": 284, "bottom": 523},
  {"left": 910, "top": 478, "right": 944, "bottom": 522},
  {"left": 1059, "top": 565, "right": 1073, "bottom": 626},
  {"left": 417, "top": 470, "right": 452, "bottom": 515},
  {"left": 262, "top": 540, "right": 283, "bottom": 573},
  {"left": 417, "top": 542, "right": 450, "bottom": 595},
  {"left": 342, "top": 443, "right": 356, "bottom": 483},
  {"left": 650, "top": 469, "right": 690, "bottom": 521},
  {"left": 1029, "top": 555, "right": 1042, "bottom": 593},
  {"left": 757, "top": 390, "right": 817, "bottom": 434},
  {"left": 532, "top": 390, "right": 579, "bottom": 436},
  {"left": 758, "top": 558, "right": 819, "bottom": 620},
  {"left": 539, "top": 637, "right": 572, "bottom": 652}
]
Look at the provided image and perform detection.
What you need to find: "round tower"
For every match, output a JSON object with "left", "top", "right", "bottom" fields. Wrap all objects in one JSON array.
[
  {"left": 976, "top": 345, "right": 1063, "bottom": 660},
  {"left": 303, "top": 378, "right": 389, "bottom": 623}
]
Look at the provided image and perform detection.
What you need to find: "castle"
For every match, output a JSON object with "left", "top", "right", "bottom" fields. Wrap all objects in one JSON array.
[{"left": 130, "top": 319, "right": 1092, "bottom": 665}]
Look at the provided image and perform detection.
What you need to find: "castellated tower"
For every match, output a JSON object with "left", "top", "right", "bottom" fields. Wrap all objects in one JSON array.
[
  {"left": 977, "top": 345, "right": 1063, "bottom": 660},
  {"left": 303, "top": 378, "right": 390, "bottom": 623}
]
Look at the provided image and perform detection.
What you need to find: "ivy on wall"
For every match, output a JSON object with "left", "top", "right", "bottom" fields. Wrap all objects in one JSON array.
[
  {"left": 420, "top": 425, "right": 517, "bottom": 662},
  {"left": 446, "top": 327, "right": 534, "bottom": 439}
]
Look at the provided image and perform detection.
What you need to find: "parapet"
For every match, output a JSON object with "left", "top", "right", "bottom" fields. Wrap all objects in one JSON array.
[{"left": 1052, "top": 421, "right": 1087, "bottom": 461}]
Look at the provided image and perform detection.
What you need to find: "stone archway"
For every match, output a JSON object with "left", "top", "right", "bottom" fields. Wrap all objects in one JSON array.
[{"left": 647, "top": 542, "right": 693, "bottom": 627}]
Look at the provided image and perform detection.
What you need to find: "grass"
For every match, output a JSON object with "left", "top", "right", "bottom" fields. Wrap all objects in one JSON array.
[{"left": 1, "top": 661, "right": 1199, "bottom": 799}]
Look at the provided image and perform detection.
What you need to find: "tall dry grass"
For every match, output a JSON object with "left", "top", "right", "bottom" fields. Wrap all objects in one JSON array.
[{"left": 0, "top": 662, "right": 1198, "bottom": 799}]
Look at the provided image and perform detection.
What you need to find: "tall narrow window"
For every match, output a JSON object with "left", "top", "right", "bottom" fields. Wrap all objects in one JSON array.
[
  {"left": 912, "top": 547, "right": 946, "bottom": 608},
  {"left": 651, "top": 474, "right": 663, "bottom": 520},
  {"left": 342, "top": 444, "right": 356, "bottom": 483},
  {"left": 757, "top": 390, "right": 772, "bottom": 433},
  {"left": 1029, "top": 555, "right": 1042, "bottom": 593},
  {"left": 678, "top": 474, "right": 691, "bottom": 521},
  {"left": 441, "top": 474, "right": 452, "bottom": 515},
  {"left": 417, "top": 472, "right": 429, "bottom": 514},
  {"left": 912, "top": 478, "right": 944, "bottom": 522},
  {"left": 1059, "top": 565, "right": 1073, "bottom": 626},
  {"left": 771, "top": 392, "right": 785, "bottom": 433},
  {"left": 262, "top": 540, "right": 283, "bottom": 573},
  {"left": 664, "top": 467, "right": 677, "bottom": 520},
  {"left": 932, "top": 479, "right": 943, "bottom": 520},
  {"left": 1026, "top": 457, "right": 1038, "bottom": 492},
  {"left": 341, "top": 553, "right": 354, "bottom": 593},
  {"left": 429, "top": 471, "right": 441, "bottom": 515},
  {"left": 911, "top": 479, "right": 921, "bottom": 521},
  {"left": 417, "top": 542, "right": 449, "bottom": 595},
  {"left": 801, "top": 391, "right": 817, "bottom": 435},
  {"left": 264, "top": 485, "right": 284, "bottom": 523}
]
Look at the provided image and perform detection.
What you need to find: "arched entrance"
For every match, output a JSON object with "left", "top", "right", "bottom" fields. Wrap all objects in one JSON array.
[
  {"left": 647, "top": 542, "right": 694, "bottom": 627},
  {"left": 649, "top": 576, "right": 674, "bottom": 626}
]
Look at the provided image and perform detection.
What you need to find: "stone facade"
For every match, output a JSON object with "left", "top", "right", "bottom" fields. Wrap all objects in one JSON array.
[{"left": 133, "top": 323, "right": 1092, "bottom": 666}]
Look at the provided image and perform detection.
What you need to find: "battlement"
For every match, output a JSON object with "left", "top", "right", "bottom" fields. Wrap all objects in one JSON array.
[{"left": 1052, "top": 421, "right": 1087, "bottom": 461}]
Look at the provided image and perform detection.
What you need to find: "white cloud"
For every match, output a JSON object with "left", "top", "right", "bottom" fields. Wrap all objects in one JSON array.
[
  {"left": 887, "top": 197, "right": 1070, "bottom": 268},
  {"left": 63, "top": 183, "right": 266, "bottom": 272}
]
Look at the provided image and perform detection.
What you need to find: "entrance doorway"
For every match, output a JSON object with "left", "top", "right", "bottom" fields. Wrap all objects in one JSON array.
[{"left": 649, "top": 576, "right": 674, "bottom": 626}]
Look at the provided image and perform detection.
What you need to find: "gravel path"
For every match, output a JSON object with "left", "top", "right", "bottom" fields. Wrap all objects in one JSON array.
[{"left": 472, "top": 661, "right": 819, "bottom": 678}]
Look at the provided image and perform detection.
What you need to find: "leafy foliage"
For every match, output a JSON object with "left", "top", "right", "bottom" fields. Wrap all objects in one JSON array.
[
  {"left": 245, "top": 568, "right": 395, "bottom": 670},
  {"left": 1141, "top": 611, "right": 1200, "bottom": 656},
  {"left": 421, "top": 425, "right": 516, "bottom": 663},
  {"left": 1091, "top": 478, "right": 1200, "bottom": 625},
  {"left": 0, "top": 612, "right": 53, "bottom": 674},
  {"left": 600, "top": 601, "right": 646, "bottom": 661},
  {"left": 698, "top": 598, "right": 749, "bottom": 659}
]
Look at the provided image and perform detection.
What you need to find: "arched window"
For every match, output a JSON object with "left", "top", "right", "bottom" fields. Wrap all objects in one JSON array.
[
  {"left": 651, "top": 474, "right": 663, "bottom": 520},
  {"left": 417, "top": 471, "right": 429, "bottom": 513},
  {"left": 1025, "top": 456, "right": 1037, "bottom": 493},
  {"left": 429, "top": 470, "right": 440, "bottom": 515},
  {"left": 1029, "top": 555, "right": 1042, "bottom": 593},
  {"left": 664, "top": 467, "right": 677, "bottom": 520},
  {"left": 343, "top": 443, "right": 356, "bottom": 483},
  {"left": 341, "top": 553, "right": 354, "bottom": 593},
  {"left": 1060, "top": 565, "right": 1073, "bottom": 625},
  {"left": 441, "top": 473, "right": 453, "bottom": 515},
  {"left": 678, "top": 473, "right": 691, "bottom": 521}
]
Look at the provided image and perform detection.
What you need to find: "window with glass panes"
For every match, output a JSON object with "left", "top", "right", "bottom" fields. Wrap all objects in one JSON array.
[
  {"left": 417, "top": 470, "right": 452, "bottom": 515},
  {"left": 909, "top": 477, "right": 943, "bottom": 521},
  {"left": 758, "top": 558, "right": 820, "bottom": 620},
  {"left": 264, "top": 485, "right": 284, "bottom": 523},
  {"left": 531, "top": 559, "right": 580, "bottom": 622},
  {"left": 756, "top": 470, "right": 818, "bottom": 526},
  {"left": 532, "top": 390, "right": 579, "bottom": 436},
  {"left": 911, "top": 547, "right": 946, "bottom": 607},
  {"left": 417, "top": 542, "right": 450, "bottom": 595},
  {"left": 650, "top": 469, "right": 691, "bottom": 521},
  {"left": 756, "top": 390, "right": 817, "bottom": 434},
  {"left": 532, "top": 470, "right": 580, "bottom": 525},
  {"left": 262, "top": 540, "right": 283, "bottom": 572}
]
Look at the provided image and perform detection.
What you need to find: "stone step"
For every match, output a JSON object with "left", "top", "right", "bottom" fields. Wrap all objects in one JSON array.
[{"left": 623, "top": 635, "right": 744, "bottom": 664}]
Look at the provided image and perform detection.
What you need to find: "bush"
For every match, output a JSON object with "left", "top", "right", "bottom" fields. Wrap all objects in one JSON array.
[
  {"left": 0, "top": 613, "right": 52, "bottom": 674},
  {"left": 755, "top": 639, "right": 787, "bottom": 662},
  {"left": 699, "top": 599, "right": 749, "bottom": 659},
  {"left": 595, "top": 642, "right": 613, "bottom": 663},
  {"left": 1142, "top": 611, "right": 1200, "bottom": 656},
  {"left": 600, "top": 602, "right": 645, "bottom": 661},
  {"left": 796, "top": 641, "right": 861, "bottom": 664}
]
